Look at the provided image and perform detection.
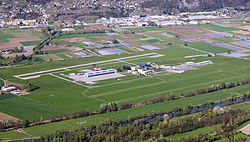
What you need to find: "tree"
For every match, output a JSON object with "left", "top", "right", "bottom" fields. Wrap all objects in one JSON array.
[{"left": 112, "top": 39, "right": 119, "bottom": 44}]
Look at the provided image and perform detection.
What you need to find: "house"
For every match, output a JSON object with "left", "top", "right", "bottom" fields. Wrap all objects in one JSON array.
[
  {"left": 85, "top": 69, "right": 117, "bottom": 77},
  {"left": 1, "top": 86, "right": 16, "bottom": 92}
]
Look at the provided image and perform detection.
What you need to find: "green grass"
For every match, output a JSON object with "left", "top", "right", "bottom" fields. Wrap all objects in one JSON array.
[
  {"left": 0, "top": 34, "right": 16, "bottom": 43},
  {"left": 52, "top": 39, "right": 66, "bottom": 46},
  {"left": 188, "top": 42, "right": 232, "bottom": 53},
  {"left": 58, "top": 33, "right": 106, "bottom": 42},
  {"left": 196, "top": 24, "right": 240, "bottom": 32},
  {"left": 84, "top": 20, "right": 96, "bottom": 23},
  {"left": 37, "top": 55, "right": 60, "bottom": 62},
  {"left": 69, "top": 42, "right": 87, "bottom": 47},
  {"left": 0, "top": 79, "right": 4, "bottom": 87},
  {"left": 0, "top": 94, "right": 67, "bottom": 121},
  {"left": 20, "top": 40, "right": 43, "bottom": 46},
  {"left": 167, "top": 126, "right": 215, "bottom": 140},
  {"left": 56, "top": 54, "right": 72, "bottom": 60},
  {"left": 0, "top": 84, "right": 249, "bottom": 140},
  {"left": 126, "top": 27, "right": 165, "bottom": 33},
  {"left": 138, "top": 39, "right": 160, "bottom": 44},
  {"left": 45, "top": 49, "right": 72, "bottom": 54}
]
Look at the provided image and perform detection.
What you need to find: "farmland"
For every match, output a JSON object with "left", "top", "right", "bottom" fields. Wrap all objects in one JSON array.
[
  {"left": 0, "top": 24, "right": 249, "bottom": 141},
  {"left": 187, "top": 42, "right": 232, "bottom": 53},
  {"left": 0, "top": 83, "right": 249, "bottom": 140}
]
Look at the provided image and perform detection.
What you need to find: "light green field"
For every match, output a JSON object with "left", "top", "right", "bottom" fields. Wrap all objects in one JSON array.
[
  {"left": 126, "top": 27, "right": 165, "bottom": 33},
  {"left": 45, "top": 49, "right": 72, "bottom": 54},
  {"left": 56, "top": 54, "right": 72, "bottom": 60},
  {"left": 37, "top": 55, "right": 61, "bottom": 62},
  {"left": 58, "top": 33, "right": 106, "bottom": 41},
  {"left": 0, "top": 84, "right": 249, "bottom": 140},
  {"left": 188, "top": 42, "right": 232, "bottom": 53},
  {"left": 0, "top": 34, "right": 16, "bottom": 43},
  {"left": 195, "top": 24, "right": 240, "bottom": 32},
  {"left": 20, "top": 40, "right": 43, "bottom": 46},
  {"left": 69, "top": 42, "right": 87, "bottom": 47}
]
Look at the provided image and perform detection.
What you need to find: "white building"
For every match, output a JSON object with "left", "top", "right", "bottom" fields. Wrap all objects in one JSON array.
[
  {"left": 1, "top": 86, "right": 16, "bottom": 92},
  {"left": 85, "top": 69, "right": 117, "bottom": 77}
]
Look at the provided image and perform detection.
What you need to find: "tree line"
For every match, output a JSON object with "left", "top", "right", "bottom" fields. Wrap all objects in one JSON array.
[{"left": 39, "top": 98, "right": 250, "bottom": 142}]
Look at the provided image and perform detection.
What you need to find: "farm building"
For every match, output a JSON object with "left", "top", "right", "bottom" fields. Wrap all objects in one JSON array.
[
  {"left": 1, "top": 86, "right": 16, "bottom": 92},
  {"left": 85, "top": 69, "right": 117, "bottom": 77}
]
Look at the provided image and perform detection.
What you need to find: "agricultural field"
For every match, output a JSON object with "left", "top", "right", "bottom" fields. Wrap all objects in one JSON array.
[
  {"left": 0, "top": 24, "right": 249, "bottom": 141},
  {"left": 195, "top": 24, "right": 240, "bottom": 32},
  {"left": 0, "top": 29, "right": 46, "bottom": 50},
  {"left": 126, "top": 27, "right": 165, "bottom": 33},
  {"left": 187, "top": 42, "right": 232, "bottom": 53}
]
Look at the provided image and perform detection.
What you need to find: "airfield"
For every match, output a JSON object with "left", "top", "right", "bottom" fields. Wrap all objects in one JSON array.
[{"left": 0, "top": 20, "right": 250, "bottom": 140}]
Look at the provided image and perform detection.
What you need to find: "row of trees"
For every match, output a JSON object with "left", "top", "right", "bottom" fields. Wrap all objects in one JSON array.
[
  {"left": 0, "top": 54, "right": 34, "bottom": 66},
  {"left": 40, "top": 101, "right": 250, "bottom": 142}
]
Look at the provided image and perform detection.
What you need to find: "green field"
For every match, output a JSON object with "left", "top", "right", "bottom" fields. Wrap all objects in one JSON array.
[
  {"left": 138, "top": 39, "right": 160, "bottom": 44},
  {"left": 69, "top": 42, "right": 87, "bottom": 47},
  {"left": 188, "top": 42, "right": 232, "bottom": 53},
  {"left": 0, "top": 84, "right": 249, "bottom": 140},
  {"left": 45, "top": 49, "right": 72, "bottom": 54},
  {"left": 0, "top": 79, "right": 4, "bottom": 87},
  {"left": 126, "top": 27, "right": 165, "bottom": 33},
  {"left": 0, "top": 94, "right": 67, "bottom": 121},
  {"left": 37, "top": 55, "right": 61, "bottom": 62},
  {"left": 56, "top": 54, "right": 72, "bottom": 60},
  {"left": 58, "top": 33, "right": 106, "bottom": 41},
  {"left": 0, "top": 34, "right": 15, "bottom": 43},
  {"left": 20, "top": 40, "right": 43, "bottom": 46},
  {"left": 195, "top": 24, "right": 240, "bottom": 32}
]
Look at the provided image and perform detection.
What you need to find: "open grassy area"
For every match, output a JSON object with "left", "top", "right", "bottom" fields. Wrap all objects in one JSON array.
[
  {"left": 45, "top": 49, "right": 72, "bottom": 54},
  {"left": 0, "top": 84, "right": 249, "bottom": 140},
  {"left": 188, "top": 42, "right": 232, "bottom": 53},
  {"left": 126, "top": 27, "right": 165, "bottom": 33},
  {"left": 20, "top": 40, "right": 43, "bottom": 46},
  {"left": 138, "top": 39, "right": 161, "bottom": 44},
  {"left": 69, "top": 42, "right": 87, "bottom": 47},
  {"left": 0, "top": 94, "right": 67, "bottom": 121},
  {"left": 56, "top": 54, "right": 72, "bottom": 60},
  {"left": 0, "top": 34, "right": 16, "bottom": 43},
  {"left": 195, "top": 24, "right": 240, "bottom": 32}
]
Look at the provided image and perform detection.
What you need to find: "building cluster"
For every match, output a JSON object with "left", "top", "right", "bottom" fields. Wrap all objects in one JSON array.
[
  {"left": 127, "top": 60, "right": 213, "bottom": 76},
  {"left": 0, "top": 86, "right": 23, "bottom": 95},
  {"left": 69, "top": 68, "right": 118, "bottom": 78},
  {"left": 96, "top": 10, "right": 231, "bottom": 27}
]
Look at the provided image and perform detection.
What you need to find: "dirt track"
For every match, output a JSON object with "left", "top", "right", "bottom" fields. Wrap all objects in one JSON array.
[{"left": 0, "top": 112, "right": 19, "bottom": 122}]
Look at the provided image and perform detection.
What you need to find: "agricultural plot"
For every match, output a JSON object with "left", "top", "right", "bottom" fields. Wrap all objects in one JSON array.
[
  {"left": 188, "top": 42, "right": 231, "bottom": 53},
  {"left": 126, "top": 27, "right": 165, "bottom": 33},
  {"left": 214, "top": 43, "right": 246, "bottom": 51},
  {"left": 0, "top": 94, "right": 67, "bottom": 121},
  {"left": 138, "top": 39, "right": 160, "bottom": 44},
  {"left": 196, "top": 24, "right": 240, "bottom": 32}
]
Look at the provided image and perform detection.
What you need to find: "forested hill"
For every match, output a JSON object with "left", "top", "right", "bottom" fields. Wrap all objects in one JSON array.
[{"left": 141, "top": 0, "right": 249, "bottom": 13}]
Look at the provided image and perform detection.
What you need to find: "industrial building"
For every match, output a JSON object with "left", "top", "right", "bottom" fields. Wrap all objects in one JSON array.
[{"left": 85, "top": 69, "right": 117, "bottom": 77}]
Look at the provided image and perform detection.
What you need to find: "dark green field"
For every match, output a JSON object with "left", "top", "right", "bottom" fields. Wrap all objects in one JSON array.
[{"left": 0, "top": 94, "right": 67, "bottom": 120}]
